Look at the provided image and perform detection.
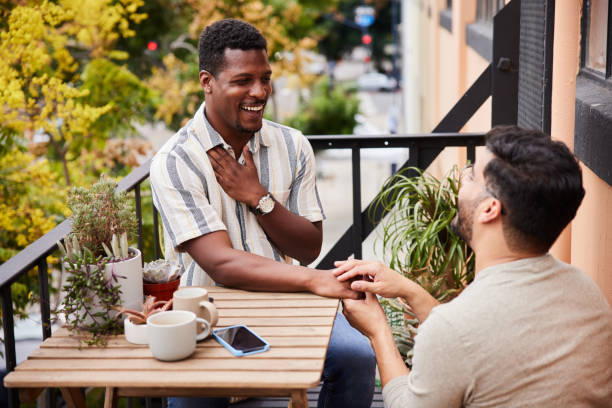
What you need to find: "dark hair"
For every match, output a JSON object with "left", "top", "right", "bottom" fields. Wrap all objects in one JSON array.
[
  {"left": 198, "top": 19, "right": 267, "bottom": 76},
  {"left": 484, "top": 125, "right": 585, "bottom": 252}
]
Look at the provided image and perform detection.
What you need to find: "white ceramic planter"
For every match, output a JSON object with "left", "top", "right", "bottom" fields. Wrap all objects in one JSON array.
[
  {"left": 61, "top": 248, "right": 144, "bottom": 326},
  {"left": 105, "top": 247, "right": 143, "bottom": 311},
  {"left": 124, "top": 317, "right": 148, "bottom": 344}
]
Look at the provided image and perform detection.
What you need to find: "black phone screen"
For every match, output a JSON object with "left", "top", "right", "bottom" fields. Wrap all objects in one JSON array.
[{"left": 215, "top": 326, "right": 267, "bottom": 352}]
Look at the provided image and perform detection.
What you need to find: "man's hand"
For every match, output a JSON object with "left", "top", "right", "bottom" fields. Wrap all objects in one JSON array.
[
  {"left": 342, "top": 292, "right": 389, "bottom": 340},
  {"left": 334, "top": 259, "right": 440, "bottom": 323},
  {"left": 333, "top": 259, "right": 410, "bottom": 299},
  {"left": 310, "top": 269, "right": 363, "bottom": 300},
  {"left": 207, "top": 145, "right": 267, "bottom": 207}
]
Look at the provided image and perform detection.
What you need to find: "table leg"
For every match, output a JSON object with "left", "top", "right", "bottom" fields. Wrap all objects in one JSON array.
[
  {"left": 104, "top": 387, "right": 118, "bottom": 408},
  {"left": 60, "top": 388, "right": 86, "bottom": 408},
  {"left": 288, "top": 390, "right": 308, "bottom": 408}
]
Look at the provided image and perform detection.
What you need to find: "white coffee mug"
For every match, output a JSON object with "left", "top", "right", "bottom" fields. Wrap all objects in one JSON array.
[
  {"left": 173, "top": 287, "right": 219, "bottom": 327},
  {"left": 147, "top": 310, "right": 210, "bottom": 361}
]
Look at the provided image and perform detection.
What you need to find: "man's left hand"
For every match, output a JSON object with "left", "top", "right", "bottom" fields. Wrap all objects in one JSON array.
[
  {"left": 342, "top": 291, "right": 389, "bottom": 340},
  {"left": 207, "top": 145, "right": 267, "bottom": 207}
]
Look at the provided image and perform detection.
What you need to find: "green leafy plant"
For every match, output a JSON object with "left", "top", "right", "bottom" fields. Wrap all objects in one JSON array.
[
  {"left": 68, "top": 175, "right": 137, "bottom": 257},
  {"left": 56, "top": 176, "right": 139, "bottom": 345},
  {"left": 57, "top": 239, "right": 123, "bottom": 346},
  {"left": 285, "top": 76, "right": 359, "bottom": 135},
  {"left": 372, "top": 166, "right": 475, "bottom": 365}
]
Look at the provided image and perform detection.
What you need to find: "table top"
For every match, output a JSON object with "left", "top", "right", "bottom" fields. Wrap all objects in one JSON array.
[{"left": 4, "top": 287, "right": 339, "bottom": 397}]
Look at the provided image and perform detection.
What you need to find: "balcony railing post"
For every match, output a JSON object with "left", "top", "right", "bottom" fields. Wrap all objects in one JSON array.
[
  {"left": 135, "top": 184, "right": 143, "bottom": 258},
  {"left": 467, "top": 142, "right": 476, "bottom": 164},
  {"left": 37, "top": 258, "right": 52, "bottom": 340},
  {"left": 1, "top": 284, "right": 20, "bottom": 408},
  {"left": 352, "top": 144, "right": 362, "bottom": 259}
]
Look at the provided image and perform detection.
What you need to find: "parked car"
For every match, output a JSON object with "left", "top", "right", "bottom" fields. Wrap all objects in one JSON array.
[{"left": 357, "top": 72, "right": 398, "bottom": 92}]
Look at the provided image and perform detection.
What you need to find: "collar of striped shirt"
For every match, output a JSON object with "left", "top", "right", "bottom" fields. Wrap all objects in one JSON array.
[{"left": 193, "top": 102, "right": 272, "bottom": 158}]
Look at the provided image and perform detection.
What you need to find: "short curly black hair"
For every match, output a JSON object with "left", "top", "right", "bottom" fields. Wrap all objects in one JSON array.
[
  {"left": 198, "top": 19, "right": 267, "bottom": 76},
  {"left": 484, "top": 125, "right": 585, "bottom": 252}
]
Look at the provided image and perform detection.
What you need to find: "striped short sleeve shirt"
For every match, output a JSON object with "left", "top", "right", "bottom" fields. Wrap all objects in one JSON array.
[{"left": 150, "top": 102, "right": 325, "bottom": 287}]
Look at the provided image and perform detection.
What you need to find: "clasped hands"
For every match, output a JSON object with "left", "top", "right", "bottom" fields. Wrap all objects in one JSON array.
[{"left": 333, "top": 259, "right": 410, "bottom": 340}]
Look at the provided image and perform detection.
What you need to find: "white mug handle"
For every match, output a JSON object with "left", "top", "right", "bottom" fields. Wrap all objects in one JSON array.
[{"left": 195, "top": 317, "right": 211, "bottom": 341}]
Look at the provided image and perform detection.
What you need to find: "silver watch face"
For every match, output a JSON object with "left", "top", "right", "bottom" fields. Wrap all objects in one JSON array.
[{"left": 258, "top": 194, "right": 275, "bottom": 214}]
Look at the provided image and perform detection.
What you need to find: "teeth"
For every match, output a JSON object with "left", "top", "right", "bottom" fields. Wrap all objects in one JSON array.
[{"left": 242, "top": 105, "right": 263, "bottom": 111}]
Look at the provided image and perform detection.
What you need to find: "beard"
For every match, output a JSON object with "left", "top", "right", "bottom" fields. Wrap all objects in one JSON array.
[
  {"left": 235, "top": 120, "right": 263, "bottom": 135},
  {"left": 451, "top": 198, "right": 476, "bottom": 245},
  {"left": 451, "top": 192, "right": 492, "bottom": 246},
  {"left": 451, "top": 207, "right": 474, "bottom": 246}
]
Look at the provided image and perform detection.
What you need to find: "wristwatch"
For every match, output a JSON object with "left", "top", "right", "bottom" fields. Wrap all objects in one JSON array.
[{"left": 250, "top": 193, "right": 275, "bottom": 216}]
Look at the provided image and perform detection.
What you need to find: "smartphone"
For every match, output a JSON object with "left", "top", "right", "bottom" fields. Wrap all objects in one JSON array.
[{"left": 212, "top": 325, "right": 270, "bottom": 357}]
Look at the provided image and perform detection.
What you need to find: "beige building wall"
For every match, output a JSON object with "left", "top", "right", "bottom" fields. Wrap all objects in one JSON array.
[
  {"left": 550, "top": 0, "right": 612, "bottom": 306},
  {"left": 415, "top": 0, "right": 612, "bottom": 305},
  {"left": 549, "top": 0, "right": 612, "bottom": 306}
]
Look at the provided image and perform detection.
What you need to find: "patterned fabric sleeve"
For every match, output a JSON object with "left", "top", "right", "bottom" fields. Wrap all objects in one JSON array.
[
  {"left": 150, "top": 150, "right": 226, "bottom": 250},
  {"left": 287, "top": 131, "right": 326, "bottom": 222}
]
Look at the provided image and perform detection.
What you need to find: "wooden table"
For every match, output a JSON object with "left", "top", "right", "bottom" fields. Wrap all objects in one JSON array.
[{"left": 4, "top": 287, "right": 339, "bottom": 408}]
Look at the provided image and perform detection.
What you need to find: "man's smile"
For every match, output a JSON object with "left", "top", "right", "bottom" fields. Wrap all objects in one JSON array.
[{"left": 240, "top": 103, "right": 265, "bottom": 112}]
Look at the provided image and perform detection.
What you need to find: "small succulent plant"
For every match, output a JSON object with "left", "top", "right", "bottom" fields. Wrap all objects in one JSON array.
[{"left": 117, "top": 295, "right": 173, "bottom": 325}]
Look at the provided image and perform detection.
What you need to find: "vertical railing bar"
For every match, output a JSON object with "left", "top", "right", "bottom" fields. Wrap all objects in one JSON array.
[
  {"left": 145, "top": 397, "right": 152, "bottom": 408},
  {"left": 352, "top": 144, "right": 362, "bottom": 259},
  {"left": 467, "top": 143, "right": 476, "bottom": 164},
  {"left": 607, "top": 0, "right": 612, "bottom": 79},
  {"left": 1, "top": 284, "right": 19, "bottom": 408},
  {"left": 153, "top": 204, "right": 161, "bottom": 260},
  {"left": 134, "top": 184, "right": 143, "bottom": 259},
  {"left": 37, "top": 258, "right": 52, "bottom": 340},
  {"left": 43, "top": 388, "right": 54, "bottom": 408},
  {"left": 408, "top": 144, "right": 419, "bottom": 168}
]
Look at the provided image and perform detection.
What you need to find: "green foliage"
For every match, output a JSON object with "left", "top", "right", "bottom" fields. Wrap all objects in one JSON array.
[
  {"left": 68, "top": 176, "right": 137, "bottom": 258},
  {"left": 285, "top": 77, "right": 359, "bottom": 134},
  {"left": 58, "top": 245, "right": 123, "bottom": 346},
  {"left": 372, "top": 166, "right": 475, "bottom": 365},
  {"left": 317, "top": 0, "right": 394, "bottom": 72},
  {"left": 80, "top": 58, "right": 157, "bottom": 144}
]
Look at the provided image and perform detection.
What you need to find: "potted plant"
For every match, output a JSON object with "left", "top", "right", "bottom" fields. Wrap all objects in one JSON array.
[
  {"left": 118, "top": 295, "right": 173, "bottom": 344},
  {"left": 371, "top": 166, "right": 475, "bottom": 365},
  {"left": 143, "top": 259, "right": 181, "bottom": 301},
  {"left": 56, "top": 175, "right": 141, "bottom": 345}
]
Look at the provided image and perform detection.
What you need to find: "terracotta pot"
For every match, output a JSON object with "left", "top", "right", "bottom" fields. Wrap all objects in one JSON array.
[{"left": 143, "top": 278, "right": 181, "bottom": 302}]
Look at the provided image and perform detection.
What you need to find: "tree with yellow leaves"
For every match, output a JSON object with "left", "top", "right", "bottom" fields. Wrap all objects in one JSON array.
[{"left": 0, "top": 0, "right": 150, "bottom": 185}]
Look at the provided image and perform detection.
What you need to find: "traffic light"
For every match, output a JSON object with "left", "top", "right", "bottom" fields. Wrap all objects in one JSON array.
[
  {"left": 147, "top": 41, "right": 158, "bottom": 52},
  {"left": 361, "top": 33, "right": 372, "bottom": 45}
]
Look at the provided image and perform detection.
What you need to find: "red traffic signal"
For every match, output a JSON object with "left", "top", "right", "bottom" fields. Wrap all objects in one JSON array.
[
  {"left": 147, "top": 41, "right": 158, "bottom": 51},
  {"left": 361, "top": 34, "right": 372, "bottom": 45}
]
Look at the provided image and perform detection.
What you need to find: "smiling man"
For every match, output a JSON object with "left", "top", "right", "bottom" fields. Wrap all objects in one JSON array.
[{"left": 150, "top": 19, "right": 375, "bottom": 408}]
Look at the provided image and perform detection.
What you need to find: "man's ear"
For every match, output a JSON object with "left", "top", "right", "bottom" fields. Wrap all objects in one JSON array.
[
  {"left": 477, "top": 198, "right": 503, "bottom": 224},
  {"left": 199, "top": 70, "right": 213, "bottom": 93}
]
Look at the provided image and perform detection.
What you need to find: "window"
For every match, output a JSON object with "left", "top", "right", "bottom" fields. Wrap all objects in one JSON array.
[
  {"left": 581, "top": 0, "right": 612, "bottom": 80},
  {"left": 476, "top": 0, "right": 507, "bottom": 23}
]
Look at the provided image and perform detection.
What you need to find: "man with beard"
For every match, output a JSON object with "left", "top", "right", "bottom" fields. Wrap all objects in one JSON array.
[
  {"left": 334, "top": 126, "right": 612, "bottom": 407},
  {"left": 150, "top": 19, "right": 375, "bottom": 408}
]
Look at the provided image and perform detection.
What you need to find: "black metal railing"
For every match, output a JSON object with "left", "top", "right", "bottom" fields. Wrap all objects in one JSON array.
[
  {"left": 0, "top": 132, "right": 485, "bottom": 407},
  {"left": 0, "top": 2, "right": 521, "bottom": 404}
]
